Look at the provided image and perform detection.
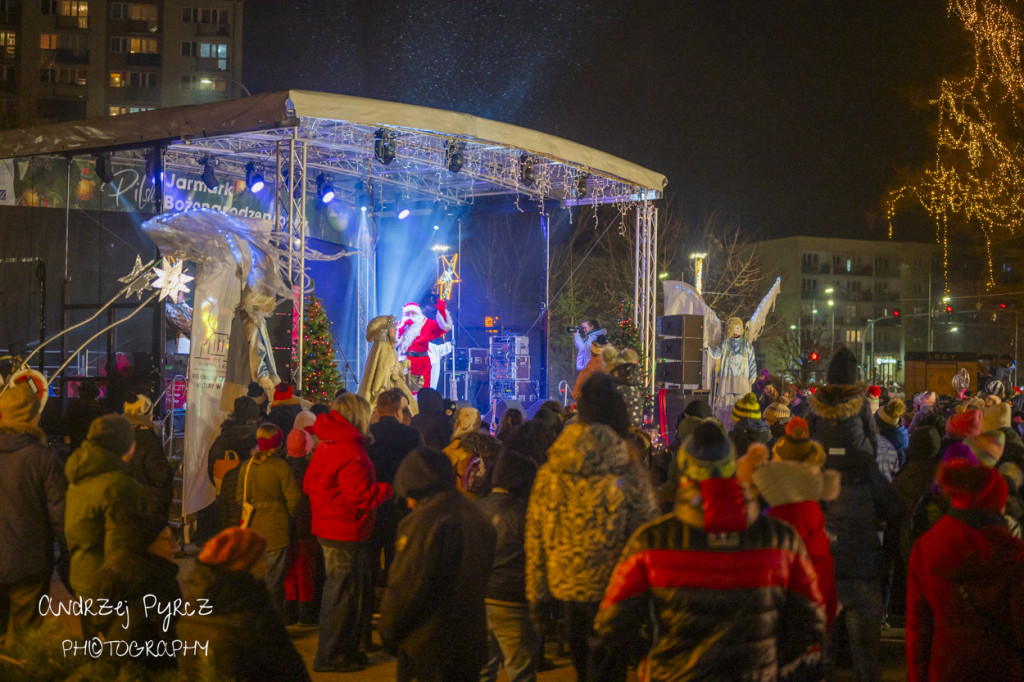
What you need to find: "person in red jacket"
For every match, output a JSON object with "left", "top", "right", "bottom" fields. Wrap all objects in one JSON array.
[
  {"left": 304, "top": 392, "right": 393, "bottom": 673},
  {"left": 907, "top": 459, "right": 1024, "bottom": 682}
]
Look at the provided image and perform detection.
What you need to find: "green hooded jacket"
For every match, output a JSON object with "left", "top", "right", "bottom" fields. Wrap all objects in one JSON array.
[{"left": 64, "top": 440, "right": 143, "bottom": 597}]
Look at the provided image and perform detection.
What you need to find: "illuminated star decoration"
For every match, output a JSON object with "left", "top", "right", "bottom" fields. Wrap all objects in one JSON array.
[
  {"left": 436, "top": 253, "right": 460, "bottom": 301},
  {"left": 151, "top": 257, "right": 194, "bottom": 302},
  {"left": 117, "top": 255, "right": 156, "bottom": 300},
  {"left": 887, "top": 0, "right": 1024, "bottom": 289}
]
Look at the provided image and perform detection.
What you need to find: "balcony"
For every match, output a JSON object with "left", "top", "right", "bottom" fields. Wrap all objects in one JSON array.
[
  {"left": 128, "top": 20, "right": 160, "bottom": 34},
  {"left": 54, "top": 49, "right": 89, "bottom": 64},
  {"left": 0, "top": 10, "right": 19, "bottom": 25},
  {"left": 875, "top": 267, "right": 901, "bottom": 279},
  {"left": 126, "top": 53, "right": 161, "bottom": 67},
  {"left": 196, "top": 56, "right": 227, "bottom": 71},
  {"left": 115, "top": 85, "right": 159, "bottom": 103},
  {"left": 56, "top": 15, "right": 88, "bottom": 29},
  {"left": 39, "top": 82, "right": 87, "bottom": 98},
  {"left": 801, "top": 263, "right": 831, "bottom": 275},
  {"left": 196, "top": 22, "right": 231, "bottom": 38}
]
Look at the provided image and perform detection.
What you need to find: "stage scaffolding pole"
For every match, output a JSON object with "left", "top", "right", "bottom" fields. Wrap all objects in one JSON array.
[
  {"left": 543, "top": 211, "right": 550, "bottom": 401},
  {"left": 634, "top": 202, "right": 658, "bottom": 394}
]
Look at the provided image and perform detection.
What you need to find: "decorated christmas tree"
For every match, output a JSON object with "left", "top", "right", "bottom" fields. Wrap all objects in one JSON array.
[
  {"left": 296, "top": 293, "right": 341, "bottom": 403},
  {"left": 612, "top": 297, "right": 652, "bottom": 410}
]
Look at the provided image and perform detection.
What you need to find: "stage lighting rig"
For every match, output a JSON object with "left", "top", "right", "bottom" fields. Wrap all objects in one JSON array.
[
  {"left": 94, "top": 154, "right": 114, "bottom": 184},
  {"left": 245, "top": 162, "right": 265, "bottom": 193},
  {"left": 575, "top": 171, "right": 590, "bottom": 198},
  {"left": 316, "top": 174, "right": 336, "bottom": 204},
  {"left": 201, "top": 157, "right": 219, "bottom": 190},
  {"left": 374, "top": 128, "right": 396, "bottom": 165},
  {"left": 446, "top": 140, "right": 464, "bottom": 173},
  {"left": 519, "top": 154, "right": 536, "bottom": 186}
]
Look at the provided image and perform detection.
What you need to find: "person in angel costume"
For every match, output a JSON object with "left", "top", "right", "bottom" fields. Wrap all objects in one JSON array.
[
  {"left": 395, "top": 300, "right": 453, "bottom": 391},
  {"left": 662, "top": 277, "right": 781, "bottom": 429},
  {"left": 706, "top": 316, "right": 759, "bottom": 426}
]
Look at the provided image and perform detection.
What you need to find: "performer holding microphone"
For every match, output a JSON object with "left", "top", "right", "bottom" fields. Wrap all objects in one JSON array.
[{"left": 395, "top": 298, "right": 454, "bottom": 392}]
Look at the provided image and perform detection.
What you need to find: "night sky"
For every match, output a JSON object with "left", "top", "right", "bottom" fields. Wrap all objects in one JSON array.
[{"left": 243, "top": 1, "right": 968, "bottom": 241}]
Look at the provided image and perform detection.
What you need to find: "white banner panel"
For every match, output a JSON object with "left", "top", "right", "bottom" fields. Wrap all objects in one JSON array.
[{"left": 182, "top": 262, "right": 240, "bottom": 516}]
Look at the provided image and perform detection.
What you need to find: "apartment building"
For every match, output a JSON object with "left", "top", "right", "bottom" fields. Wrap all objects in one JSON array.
[
  {"left": 754, "top": 236, "right": 938, "bottom": 385},
  {"left": 0, "top": 0, "right": 243, "bottom": 128}
]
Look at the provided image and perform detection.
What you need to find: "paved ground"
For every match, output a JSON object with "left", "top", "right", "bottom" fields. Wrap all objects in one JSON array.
[{"left": 39, "top": 550, "right": 908, "bottom": 681}]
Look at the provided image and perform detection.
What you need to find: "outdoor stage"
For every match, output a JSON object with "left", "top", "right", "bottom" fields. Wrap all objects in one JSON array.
[{"left": 0, "top": 90, "right": 665, "bottom": 531}]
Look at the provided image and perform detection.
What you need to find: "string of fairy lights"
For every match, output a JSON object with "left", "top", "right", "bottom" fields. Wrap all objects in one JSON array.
[{"left": 887, "top": 0, "right": 1024, "bottom": 291}]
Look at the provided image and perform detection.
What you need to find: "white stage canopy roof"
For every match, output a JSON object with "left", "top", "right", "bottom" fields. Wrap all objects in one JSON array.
[{"left": 0, "top": 90, "right": 666, "bottom": 208}]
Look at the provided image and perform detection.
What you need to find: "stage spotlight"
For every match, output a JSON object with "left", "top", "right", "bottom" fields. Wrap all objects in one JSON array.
[
  {"left": 94, "top": 154, "right": 114, "bottom": 184},
  {"left": 433, "top": 224, "right": 439, "bottom": 230},
  {"left": 446, "top": 140, "right": 464, "bottom": 173},
  {"left": 201, "top": 157, "right": 219, "bottom": 190},
  {"left": 575, "top": 172, "right": 589, "bottom": 198},
  {"left": 398, "top": 208, "right": 410, "bottom": 220},
  {"left": 245, "top": 162, "right": 265, "bottom": 193},
  {"left": 519, "top": 154, "right": 536, "bottom": 185},
  {"left": 374, "top": 128, "right": 396, "bottom": 165},
  {"left": 316, "top": 174, "right": 335, "bottom": 204}
]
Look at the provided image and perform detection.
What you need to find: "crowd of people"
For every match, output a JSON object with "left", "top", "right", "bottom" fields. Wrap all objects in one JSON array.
[{"left": 3, "top": 344, "right": 1024, "bottom": 680}]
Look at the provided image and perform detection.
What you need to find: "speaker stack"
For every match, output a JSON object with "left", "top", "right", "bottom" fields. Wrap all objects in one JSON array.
[
  {"left": 654, "top": 314, "right": 709, "bottom": 441},
  {"left": 654, "top": 314, "right": 704, "bottom": 388}
]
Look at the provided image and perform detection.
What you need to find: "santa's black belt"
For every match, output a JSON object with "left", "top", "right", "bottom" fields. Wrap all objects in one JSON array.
[{"left": 406, "top": 351, "right": 428, "bottom": 357}]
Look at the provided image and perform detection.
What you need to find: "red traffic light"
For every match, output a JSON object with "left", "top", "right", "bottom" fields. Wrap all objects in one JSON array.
[
  {"left": 945, "top": 305, "right": 953, "bottom": 314},
  {"left": 810, "top": 351, "right": 820, "bottom": 362},
  {"left": 892, "top": 309, "right": 901, "bottom": 317},
  {"left": 1000, "top": 303, "right": 1008, "bottom": 309}
]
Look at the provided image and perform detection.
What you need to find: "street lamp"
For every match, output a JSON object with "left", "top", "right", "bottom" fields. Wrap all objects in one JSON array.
[
  {"left": 199, "top": 77, "right": 251, "bottom": 97},
  {"left": 690, "top": 252, "right": 707, "bottom": 294},
  {"left": 827, "top": 297, "right": 835, "bottom": 347}
]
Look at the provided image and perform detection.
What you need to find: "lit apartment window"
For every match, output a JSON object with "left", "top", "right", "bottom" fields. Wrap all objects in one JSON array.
[
  {"left": 113, "top": 36, "right": 158, "bottom": 53},
  {"left": 182, "top": 41, "right": 227, "bottom": 68},
  {"left": 58, "top": 1, "right": 88, "bottom": 28},
  {"left": 180, "top": 74, "right": 225, "bottom": 91},
  {"left": 109, "top": 71, "right": 122, "bottom": 86},
  {"left": 182, "top": 7, "right": 227, "bottom": 24},
  {"left": 40, "top": 33, "right": 57, "bottom": 49},
  {"left": 109, "top": 104, "right": 155, "bottom": 115},
  {"left": 110, "top": 71, "right": 154, "bottom": 87},
  {"left": 845, "top": 329, "right": 862, "bottom": 344},
  {"left": 110, "top": 105, "right": 128, "bottom": 115},
  {"left": 0, "top": 31, "right": 14, "bottom": 59},
  {"left": 111, "top": 2, "right": 157, "bottom": 21}
]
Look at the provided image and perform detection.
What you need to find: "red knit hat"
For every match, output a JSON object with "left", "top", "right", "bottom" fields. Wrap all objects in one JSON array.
[
  {"left": 286, "top": 428, "right": 313, "bottom": 458},
  {"left": 938, "top": 460, "right": 1008, "bottom": 513},
  {"left": 946, "top": 409, "right": 983, "bottom": 439},
  {"left": 198, "top": 527, "right": 267, "bottom": 572},
  {"left": 273, "top": 382, "right": 293, "bottom": 403}
]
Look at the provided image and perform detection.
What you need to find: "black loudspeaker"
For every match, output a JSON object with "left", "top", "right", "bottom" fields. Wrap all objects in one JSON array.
[
  {"left": 657, "top": 389, "right": 712, "bottom": 437},
  {"left": 495, "top": 399, "right": 524, "bottom": 422},
  {"left": 267, "top": 298, "right": 294, "bottom": 384},
  {"left": 656, "top": 337, "right": 703, "bottom": 362},
  {"left": 525, "top": 399, "right": 548, "bottom": 419},
  {"left": 655, "top": 360, "right": 702, "bottom": 387}
]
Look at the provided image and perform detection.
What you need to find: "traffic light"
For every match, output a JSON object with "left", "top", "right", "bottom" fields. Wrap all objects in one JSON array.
[
  {"left": 809, "top": 351, "right": 820, "bottom": 363},
  {"left": 1000, "top": 302, "right": 1008, "bottom": 309},
  {"left": 944, "top": 304, "right": 954, "bottom": 320},
  {"left": 893, "top": 309, "right": 901, "bottom": 326}
]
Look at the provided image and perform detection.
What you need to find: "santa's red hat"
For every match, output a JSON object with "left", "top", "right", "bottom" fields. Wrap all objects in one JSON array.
[{"left": 402, "top": 302, "right": 422, "bottom": 314}]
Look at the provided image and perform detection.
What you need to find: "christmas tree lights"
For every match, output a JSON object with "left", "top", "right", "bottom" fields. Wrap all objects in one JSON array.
[
  {"left": 888, "top": 0, "right": 1024, "bottom": 289},
  {"left": 295, "top": 293, "right": 342, "bottom": 403}
]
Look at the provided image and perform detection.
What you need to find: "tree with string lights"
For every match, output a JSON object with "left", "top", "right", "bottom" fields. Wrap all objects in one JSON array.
[
  {"left": 888, "top": 0, "right": 1024, "bottom": 289},
  {"left": 295, "top": 293, "right": 341, "bottom": 403}
]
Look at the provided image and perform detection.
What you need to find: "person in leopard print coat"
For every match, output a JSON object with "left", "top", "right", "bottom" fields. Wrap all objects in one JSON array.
[{"left": 525, "top": 374, "right": 659, "bottom": 678}]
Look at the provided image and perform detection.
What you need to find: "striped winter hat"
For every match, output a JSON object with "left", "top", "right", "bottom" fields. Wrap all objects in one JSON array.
[
  {"left": 763, "top": 401, "right": 791, "bottom": 425},
  {"left": 732, "top": 393, "right": 761, "bottom": 422}
]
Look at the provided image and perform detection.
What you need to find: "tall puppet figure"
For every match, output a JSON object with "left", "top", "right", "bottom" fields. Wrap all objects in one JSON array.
[
  {"left": 707, "top": 316, "right": 758, "bottom": 426},
  {"left": 395, "top": 300, "right": 453, "bottom": 391},
  {"left": 358, "top": 314, "right": 417, "bottom": 414}
]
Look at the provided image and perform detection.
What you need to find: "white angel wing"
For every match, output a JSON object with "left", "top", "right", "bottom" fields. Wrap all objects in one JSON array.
[
  {"left": 746, "top": 276, "right": 781, "bottom": 343},
  {"left": 662, "top": 279, "right": 722, "bottom": 347}
]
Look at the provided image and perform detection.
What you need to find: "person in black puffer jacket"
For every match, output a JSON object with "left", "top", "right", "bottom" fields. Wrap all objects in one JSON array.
[
  {"left": 808, "top": 348, "right": 903, "bottom": 682},
  {"left": 477, "top": 452, "right": 539, "bottom": 682},
  {"left": 590, "top": 421, "right": 826, "bottom": 681},
  {"left": 122, "top": 394, "right": 173, "bottom": 520},
  {"left": 207, "top": 396, "right": 261, "bottom": 483}
]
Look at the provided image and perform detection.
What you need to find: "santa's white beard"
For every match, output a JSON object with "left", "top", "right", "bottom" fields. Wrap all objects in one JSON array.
[{"left": 395, "top": 314, "right": 426, "bottom": 357}]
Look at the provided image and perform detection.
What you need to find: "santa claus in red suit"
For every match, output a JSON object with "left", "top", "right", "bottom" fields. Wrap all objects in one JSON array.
[{"left": 395, "top": 299, "right": 453, "bottom": 390}]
